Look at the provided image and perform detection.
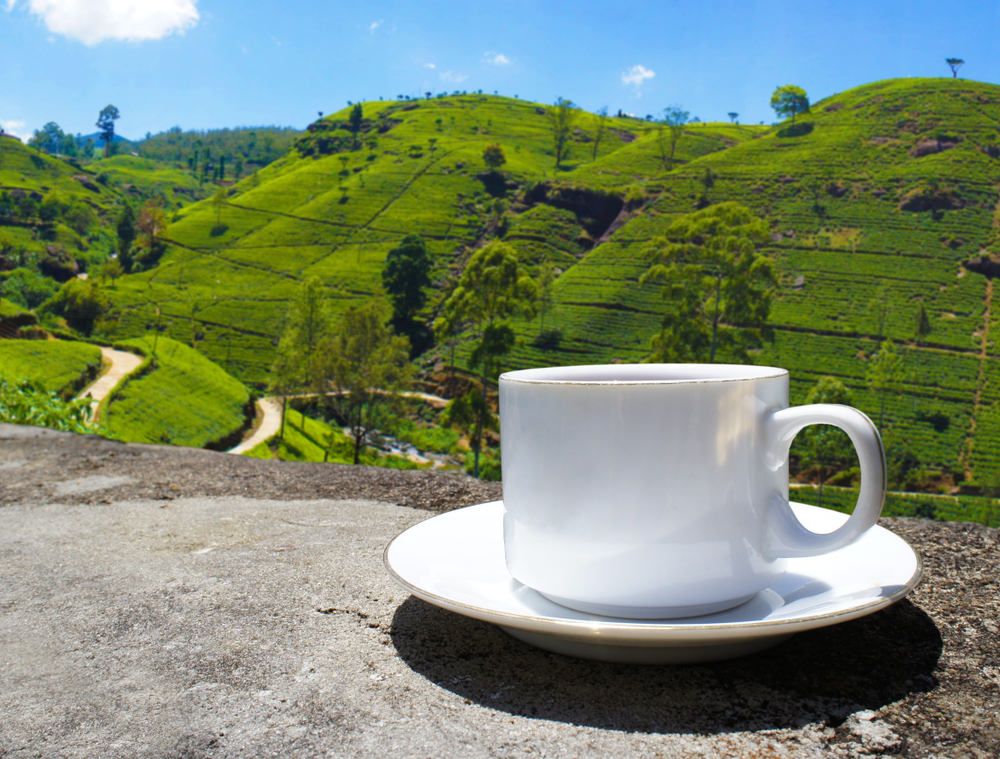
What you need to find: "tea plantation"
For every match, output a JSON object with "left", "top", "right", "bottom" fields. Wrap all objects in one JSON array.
[
  {"left": 5, "top": 77, "right": 1000, "bottom": 514},
  {"left": 0, "top": 339, "right": 103, "bottom": 395},
  {"left": 103, "top": 336, "right": 251, "bottom": 448}
]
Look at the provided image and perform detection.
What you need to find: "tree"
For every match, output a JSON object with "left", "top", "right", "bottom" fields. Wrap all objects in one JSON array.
[
  {"left": 657, "top": 105, "right": 689, "bottom": 170},
  {"left": 534, "top": 262, "right": 556, "bottom": 334},
  {"left": 317, "top": 301, "right": 411, "bottom": 465},
  {"left": 640, "top": 202, "right": 775, "bottom": 363},
  {"left": 435, "top": 240, "right": 536, "bottom": 475},
  {"left": 133, "top": 200, "right": 168, "bottom": 269},
  {"left": 866, "top": 339, "right": 904, "bottom": 429},
  {"left": 698, "top": 167, "right": 717, "bottom": 206},
  {"left": 946, "top": 58, "right": 964, "bottom": 78},
  {"left": 116, "top": 203, "right": 136, "bottom": 272},
  {"left": 728, "top": 112, "right": 739, "bottom": 124},
  {"left": 915, "top": 304, "right": 932, "bottom": 344},
  {"left": 96, "top": 105, "right": 120, "bottom": 158},
  {"left": 770, "top": 85, "right": 810, "bottom": 124},
  {"left": 98, "top": 257, "right": 124, "bottom": 288},
  {"left": 29, "top": 122, "right": 65, "bottom": 153},
  {"left": 795, "top": 376, "right": 855, "bottom": 510},
  {"left": 548, "top": 97, "right": 578, "bottom": 168},
  {"left": 868, "top": 285, "right": 891, "bottom": 340},
  {"left": 269, "top": 276, "right": 331, "bottom": 439},
  {"left": 381, "top": 233, "right": 433, "bottom": 339},
  {"left": 591, "top": 106, "right": 609, "bottom": 160},
  {"left": 482, "top": 143, "right": 506, "bottom": 170},
  {"left": 349, "top": 103, "right": 364, "bottom": 148},
  {"left": 212, "top": 185, "right": 227, "bottom": 227},
  {"left": 43, "top": 278, "right": 109, "bottom": 335}
]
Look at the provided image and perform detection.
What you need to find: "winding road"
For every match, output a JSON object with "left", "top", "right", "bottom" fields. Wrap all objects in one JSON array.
[
  {"left": 75, "top": 347, "right": 144, "bottom": 422},
  {"left": 226, "top": 390, "right": 451, "bottom": 456},
  {"left": 228, "top": 397, "right": 284, "bottom": 455}
]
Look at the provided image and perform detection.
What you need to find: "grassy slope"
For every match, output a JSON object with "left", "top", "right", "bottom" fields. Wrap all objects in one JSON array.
[
  {"left": 0, "top": 136, "right": 122, "bottom": 254},
  {"left": 105, "top": 335, "right": 250, "bottom": 447},
  {"left": 103, "top": 96, "right": 759, "bottom": 383},
  {"left": 257, "top": 406, "right": 422, "bottom": 469},
  {"left": 88, "top": 155, "right": 206, "bottom": 208},
  {"left": 0, "top": 339, "right": 103, "bottom": 394},
  {"left": 518, "top": 78, "right": 1000, "bottom": 487},
  {"left": 99, "top": 81, "right": 1000, "bottom": 492}
]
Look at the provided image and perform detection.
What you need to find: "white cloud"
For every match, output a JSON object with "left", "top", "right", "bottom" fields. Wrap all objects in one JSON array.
[
  {"left": 423, "top": 62, "right": 435, "bottom": 69},
  {"left": 440, "top": 70, "right": 467, "bottom": 84},
  {"left": 7, "top": 0, "right": 199, "bottom": 45},
  {"left": 622, "top": 64, "right": 655, "bottom": 88},
  {"left": 483, "top": 51, "right": 510, "bottom": 65},
  {"left": 369, "top": 19, "right": 382, "bottom": 32},
  {"left": 0, "top": 119, "right": 29, "bottom": 142}
]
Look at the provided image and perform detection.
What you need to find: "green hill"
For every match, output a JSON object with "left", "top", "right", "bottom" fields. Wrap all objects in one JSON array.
[
  {"left": 104, "top": 335, "right": 252, "bottom": 448},
  {"left": 0, "top": 339, "right": 103, "bottom": 395},
  {"left": 87, "top": 154, "right": 206, "bottom": 208},
  {"left": 95, "top": 79, "right": 1000, "bottom": 490}
]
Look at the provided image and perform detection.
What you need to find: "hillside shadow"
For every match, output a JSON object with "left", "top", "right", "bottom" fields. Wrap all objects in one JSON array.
[
  {"left": 777, "top": 122, "right": 814, "bottom": 138},
  {"left": 390, "top": 597, "right": 941, "bottom": 734}
]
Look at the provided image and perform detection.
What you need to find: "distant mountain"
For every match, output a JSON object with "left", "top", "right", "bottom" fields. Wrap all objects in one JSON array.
[{"left": 78, "top": 132, "right": 133, "bottom": 148}]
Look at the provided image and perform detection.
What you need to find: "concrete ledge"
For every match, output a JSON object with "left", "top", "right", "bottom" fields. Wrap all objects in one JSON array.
[{"left": 0, "top": 425, "right": 998, "bottom": 757}]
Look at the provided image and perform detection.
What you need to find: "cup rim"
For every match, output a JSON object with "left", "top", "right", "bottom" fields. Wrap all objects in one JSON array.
[{"left": 499, "top": 363, "right": 788, "bottom": 385}]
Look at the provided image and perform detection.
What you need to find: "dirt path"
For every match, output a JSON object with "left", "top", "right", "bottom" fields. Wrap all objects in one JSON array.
[
  {"left": 228, "top": 397, "right": 284, "bottom": 455},
  {"left": 227, "top": 390, "right": 451, "bottom": 456},
  {"left": 75, "top": 347, "right": 144, "bottom": 422}
]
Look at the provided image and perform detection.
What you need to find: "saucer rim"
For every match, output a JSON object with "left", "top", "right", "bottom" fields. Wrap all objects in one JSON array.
[{"left": 383, "top": 500, "right": 923, "bottom": 638}]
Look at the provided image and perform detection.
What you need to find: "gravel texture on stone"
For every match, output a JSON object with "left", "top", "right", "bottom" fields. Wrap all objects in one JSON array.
[{"left": 0, "top": 424, "right": 998, "bottom": 758}]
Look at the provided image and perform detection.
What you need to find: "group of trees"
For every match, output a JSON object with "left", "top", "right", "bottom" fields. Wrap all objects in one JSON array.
[
  {"left": 114, "top": 198, "right": 167, "bottom": 272},
  {"left": 269, "top": 277, "right": 411, "bottom": 466}
]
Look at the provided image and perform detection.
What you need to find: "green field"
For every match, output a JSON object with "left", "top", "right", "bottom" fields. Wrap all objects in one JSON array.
[
  {"left": 104, "top": 335, "right": 251, "bottom": 448},
  {"left": 0, "top": 339, "right": 103, "bottom": 395},
  {"left": 87, "top": 155, "right": 206, "bottom": 208}
]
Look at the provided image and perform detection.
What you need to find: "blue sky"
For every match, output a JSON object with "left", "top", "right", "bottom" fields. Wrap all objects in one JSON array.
[{"left": 2, "top": 0, "right": 999, "bottom": 142}]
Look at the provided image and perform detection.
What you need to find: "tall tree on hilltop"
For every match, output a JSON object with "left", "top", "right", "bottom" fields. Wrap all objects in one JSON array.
[
  {"left": 640, "top": 202, "right": 775, "bottom": 363},
  {"left": 96, "top": 105, "right": 120, "bottom": 158},
  {"left": 946, "top": 58, "right": 965, "bottom": 78},
  {"left": 728, "top": 112, "right": 739, "bottom": 124},
  {"left": 317, "top": 301, "right": 411, "bottom": 465},
  {"left": 435, "top": 240, "right": 536, "bottom": 476},
  {"left": 548, "top": 97, "right": 578, "bottom": 168},
  {"left": 770, "top": 86, "right": 810, "bottom": 125},
  {"left": 657, "top": 105, "right": 689, "bottom": 170},
  {"left": 592, "top": 106, "right": 609, "bottom": 160}
]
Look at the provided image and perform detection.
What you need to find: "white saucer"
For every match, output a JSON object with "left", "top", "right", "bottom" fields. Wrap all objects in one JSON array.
[{"left": 384, "top": 501, "right": 922, "bottom": 664}]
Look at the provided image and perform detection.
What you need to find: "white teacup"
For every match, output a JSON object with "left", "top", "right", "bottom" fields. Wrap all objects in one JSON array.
[{"left": 499, "top": 364, "right": 886, "bottom": 619}]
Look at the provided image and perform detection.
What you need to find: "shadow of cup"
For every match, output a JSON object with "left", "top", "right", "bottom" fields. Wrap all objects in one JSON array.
[{"left": 389, "top": 595, "right": 941, "bottom": 734}]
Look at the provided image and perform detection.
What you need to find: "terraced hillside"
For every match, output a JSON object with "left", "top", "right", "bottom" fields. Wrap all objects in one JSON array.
[
  {"left": 103, "top": 335, "right": 252, "bottom": 449},
  {"left": 100, "top": 80, "right": 1000, "bottom": 487},
  {"left": 102, "top": 96, "right": 758, "bottom": 381}
]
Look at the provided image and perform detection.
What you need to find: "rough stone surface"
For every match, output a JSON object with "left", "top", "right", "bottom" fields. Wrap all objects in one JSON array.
[{"left": 1, "top": 424, "right": 998, "bottom": 757}]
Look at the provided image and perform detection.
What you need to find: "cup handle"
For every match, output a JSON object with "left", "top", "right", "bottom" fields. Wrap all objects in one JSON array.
[{"left": 763, "top": 404, "right": 886, "bottom": 559}]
